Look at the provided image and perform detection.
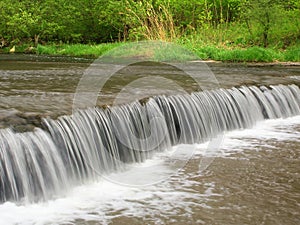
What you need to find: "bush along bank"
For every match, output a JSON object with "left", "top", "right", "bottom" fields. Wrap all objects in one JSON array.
[{"left": 1, "top": 42, "right": 299, "bottom": 63}]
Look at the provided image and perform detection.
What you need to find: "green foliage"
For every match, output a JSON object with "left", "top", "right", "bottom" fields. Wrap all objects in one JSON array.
[
  {"left": 1, "top": 0, "right": 64, "bottom": 45},
  {"left": 0, "top": 0, "right": 123, "bottom": 45},
  {"left": 102, "top": 0, "right": 175, "bottom": 41},
  {"left": 284, "top": 46, "right": 300, "bottom": 61},
  {"left": 186, "top": 45, "right": 285, "bottom": 62},
  {"left": 0, "top": 0, "right": 299, "bottom": 61},
  {"left": 169, "top": 0, "right": 242, "bottom": 30},
  {"left": 2, "top": 40, "right": 298, "bottom": 62},
  {"left": 241, "top": 0, "right": 300, "bottom": 47},
  {"left": 36, "top": 43, "right": 122, "bottom": 57}
]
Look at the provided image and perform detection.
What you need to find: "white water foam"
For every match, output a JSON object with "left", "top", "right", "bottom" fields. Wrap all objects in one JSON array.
[
  {"left": 218, "top": 115, "right": 300, "bottom": 156},
  {"left": 0, "top": 115, "right": 300, "bottom": 225}
]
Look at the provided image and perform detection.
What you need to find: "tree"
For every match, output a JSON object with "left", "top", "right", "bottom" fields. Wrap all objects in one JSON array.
[{"left": 241, "top": 0, "right": 291, "bottom": 47}]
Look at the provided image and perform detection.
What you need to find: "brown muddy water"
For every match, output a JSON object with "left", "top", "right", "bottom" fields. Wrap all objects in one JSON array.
[
  {"left": 0, "top": 54, "right": 299, "bottom": 225},
  {"left": 1, "top": 54, "right": 299, "bottom": 131}
]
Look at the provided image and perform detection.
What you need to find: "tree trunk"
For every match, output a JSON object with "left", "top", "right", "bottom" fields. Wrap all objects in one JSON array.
[
  {"left": 34, "top": 34, "right": 39, "bottom": 47},
  {"left": 263, "top": 11, "right": 270, "bottom": 47}
]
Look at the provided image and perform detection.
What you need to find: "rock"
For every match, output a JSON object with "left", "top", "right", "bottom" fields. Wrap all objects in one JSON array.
[
  {"left": 24, "top": 46, "right": 36, "bottom": 54},
  {"left": 9, "top": 46, "right": 15, "bottom": 53}
]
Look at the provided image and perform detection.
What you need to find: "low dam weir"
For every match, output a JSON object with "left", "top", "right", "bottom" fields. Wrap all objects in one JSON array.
[{"left": 0, "top": 84, "right": 299, "bottom": 203}]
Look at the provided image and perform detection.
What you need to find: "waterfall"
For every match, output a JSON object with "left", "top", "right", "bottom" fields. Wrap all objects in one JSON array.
[{"left": 0, "top": 84, "right": 299, "bottom": 203}]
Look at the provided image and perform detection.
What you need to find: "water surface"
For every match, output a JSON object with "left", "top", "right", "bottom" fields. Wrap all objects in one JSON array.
[
  {"left": 1, "top": 54, "right": 299, "bottom": 130},
  {"left": 0, "top": 54, "right": 299, "bottom": 225}
]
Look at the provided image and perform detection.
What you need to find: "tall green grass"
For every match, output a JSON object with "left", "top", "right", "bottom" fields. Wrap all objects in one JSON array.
[
  {"left": 191, "top": 46, "right": 284, "bottom": 62},
  {"left": 2, "top": 41, "right": 299, "bottom": 63},
  {"left": 284, "top": 46, "right": 300, "bottom": 62},
  {"left": 178, "top": 33, "right": 300, "bottom": 62},
  {"left": 36, "top": 43, "right": 122, "bottom": 58}
]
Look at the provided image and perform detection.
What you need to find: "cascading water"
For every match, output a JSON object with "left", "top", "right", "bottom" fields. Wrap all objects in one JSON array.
[{"left": 0, "top": 84, "right": 299, "bottom": 203}]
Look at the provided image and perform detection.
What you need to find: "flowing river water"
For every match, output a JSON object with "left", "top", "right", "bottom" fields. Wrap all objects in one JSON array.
[{"left": 0, "top": 54, "right": 300, "bottom": 225}]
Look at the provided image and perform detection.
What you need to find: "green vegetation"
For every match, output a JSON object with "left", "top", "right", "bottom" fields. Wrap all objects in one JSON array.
[
  {"left": 0, "top": 0, "right": 299, "bottom": 62},
  {"left": 2, "top": 42, "right": 299, "bottom": 63},
  {"left": 36, "top": 43, "right": 122, "bottom": 58}
]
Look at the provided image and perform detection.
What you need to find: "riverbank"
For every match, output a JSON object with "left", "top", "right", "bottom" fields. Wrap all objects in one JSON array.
[{"left": 0, "top": 42, "right": 299, "bottom": 63}]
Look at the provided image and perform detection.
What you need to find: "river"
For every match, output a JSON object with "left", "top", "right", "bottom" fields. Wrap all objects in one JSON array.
[{"left": 0, "top": 54, "right": 299, "bottom": 225}]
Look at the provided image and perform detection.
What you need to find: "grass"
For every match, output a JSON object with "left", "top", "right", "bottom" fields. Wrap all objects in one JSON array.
[
  {"left": 99, "top": 41, "right": 199, "bottom": 62},
  {"left": 284, "top": 46, "right": 300, "bottom": 62},
  {"left": 190, "top": 46, "right": 283, "bottom": 62},
  {"left": 0, "top": 42, "right": 122, "bottom": 58},
  {"left": 1, "top": 41, "right": 299, "bottom": 63},
  {"left": 177, "top": 34, "right": 300, "bottom": 62},
  {"left": 36, "top": 43, "right": 123, "bottom": 58}
]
